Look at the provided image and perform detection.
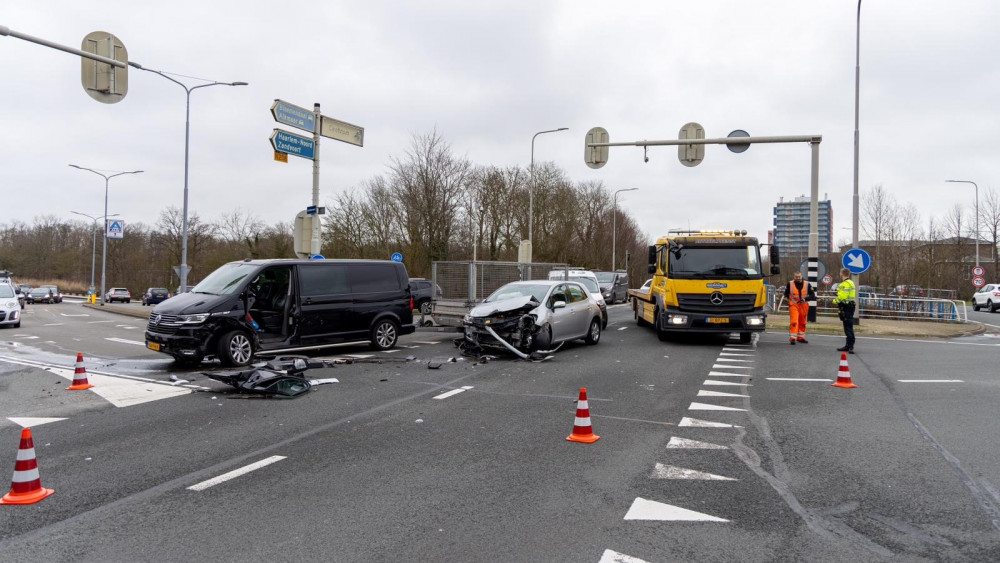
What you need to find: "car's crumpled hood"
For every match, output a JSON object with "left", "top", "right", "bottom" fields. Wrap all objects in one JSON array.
[{"left": 468, "top": 295, "right": 539, "bottom": 317}]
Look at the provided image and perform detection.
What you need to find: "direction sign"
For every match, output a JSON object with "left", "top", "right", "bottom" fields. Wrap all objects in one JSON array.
[
  {"left": 270, "top": 129, "right": 315, "bottom": 160},
  {"left": 973, "top": 276, "right": 986, "bottom": 288},
  {"left": 842, "top": 248, "right": 871, "bottom": 275},
  {"left": 972, "top": 265, "right": 985, "bottom": 277},
  {"left": 320, "top": 116, "right": 364, "bottom": 147},
  {"left": 271, "top": 100, "right": 315, "bottom": 133}
]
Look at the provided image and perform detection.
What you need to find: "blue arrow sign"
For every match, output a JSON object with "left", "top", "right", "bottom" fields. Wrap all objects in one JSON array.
[
  {"left": 390, "top": 252, "right": 403, "bottom": 263},
  {"left": 271, "top": 100, "right": 315, "bottom": 133},
  {"left": 270, "top": 129, "right": 315, "bottom": 160},
  {"left": 842, "top": 248, "right": 871, "bottom": 275}
]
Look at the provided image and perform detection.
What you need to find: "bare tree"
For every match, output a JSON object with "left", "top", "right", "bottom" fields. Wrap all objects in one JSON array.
[{"left": 979, "top": 186, "right": 1000, "bottom": 279}]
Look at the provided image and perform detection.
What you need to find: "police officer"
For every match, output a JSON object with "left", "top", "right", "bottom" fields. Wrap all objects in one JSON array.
[
  {"left": 833, "top": 268, "right": 856, "bottom": 353},
  {"left": 783, "top": 271, "right": 815, "bottom": 344}
]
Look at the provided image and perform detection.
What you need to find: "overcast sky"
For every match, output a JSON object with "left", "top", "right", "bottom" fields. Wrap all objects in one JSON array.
[{"left": 2, "top": 1, "right": 997, "bottom": 251}]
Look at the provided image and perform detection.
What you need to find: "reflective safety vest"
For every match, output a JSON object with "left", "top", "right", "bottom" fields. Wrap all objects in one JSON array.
[
  {"left": 835, "top": 279, "right": 856, "bottom": 304},
  {"left": 788, "top": 281, "right": 808, "bottom": 304}
]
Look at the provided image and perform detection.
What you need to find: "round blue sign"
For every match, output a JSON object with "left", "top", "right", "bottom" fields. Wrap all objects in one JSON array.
[
  {"left": 841, "top": 248, "right": 871, "bottom": 275},
  {"left": 309, "top": 254, "right": 325, "bottom": 260},
  {"left": 390, "top": 252, "right": 403, "bottom": 263}
]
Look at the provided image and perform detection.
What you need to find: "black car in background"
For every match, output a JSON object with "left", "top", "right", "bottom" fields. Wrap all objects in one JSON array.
[
  {"left": 26, "top": 288, "right": 55, "bottom": 304},
  {"left": 409, "top": 278, "right": 443, "bottom": 314},
  {"left": 142, "top": 287, "right": 171, "bottom": 306}
]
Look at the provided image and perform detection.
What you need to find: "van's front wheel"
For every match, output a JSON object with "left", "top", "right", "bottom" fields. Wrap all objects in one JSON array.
[
  {"left": 371, "top": 319, "right": 399, "bottom": 350},
  {"left": 218, "top": 330, "right": 254, "bottom": 367}
]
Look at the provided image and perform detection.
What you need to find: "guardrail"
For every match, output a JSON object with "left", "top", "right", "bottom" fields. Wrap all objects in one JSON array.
[{"left": 767, "top": 287, "right": 968, "bottom": 323}]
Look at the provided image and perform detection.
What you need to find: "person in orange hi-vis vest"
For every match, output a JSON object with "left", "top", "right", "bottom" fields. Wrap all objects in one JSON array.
[{"left": 783, "top": 271, "right": 816, "bottom": 344}]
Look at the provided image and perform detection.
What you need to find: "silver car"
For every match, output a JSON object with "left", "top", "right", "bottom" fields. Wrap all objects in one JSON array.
[{"left": 461, "top": 280, "right": 603, "bottom": 358}]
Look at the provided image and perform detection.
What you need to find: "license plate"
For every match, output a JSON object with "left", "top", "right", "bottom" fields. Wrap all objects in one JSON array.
[
  {"left": 706, "top": 317, "right": 729, "bottom": 324},
  {"left": 146, "top": 341, "right": 160, "bottom": 351}
]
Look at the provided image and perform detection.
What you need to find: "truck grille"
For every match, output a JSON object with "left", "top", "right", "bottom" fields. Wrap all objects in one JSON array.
[
  {"left": 677, "top": 293, "right": 756, "bottom": 314},
  {"left": 146, "top": 313, "right": 182, "bottom": 335}
]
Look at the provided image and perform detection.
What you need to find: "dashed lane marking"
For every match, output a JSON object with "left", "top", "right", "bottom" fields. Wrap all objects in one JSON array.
[
  {"left": 666, "top": 437, "right": 728, "bottom": 449},
  {"left": 707, "top": 371, "right": 747, "bottom": 378},
  {"left": 624, "top": 497, "right": 729, "bottom": 522},
  {"left": 87, "top": 320, "right": 115, "bottom": 324},
  {"left": 382, "top": 349, "right": 401, "bottom": 354},
  {"left": 43, "top": 323, "right": 65, "bottom": 327},
  {"left": 105, "top": 337, "right": 146, "bottom": 346},
  {"left": 689, "top": 402, "right": 747, "bottom": 412},
  {"left": 432, "top": 386, "right": 474, "bottom": 400},
  {"left": 187, "top": 456, "right": 287, "bottom": 491},
  {"left": 703, "top": 380, "right": 750, "bottom": 387},
  {"left": 650, "top": 463, "right": 737, "bottom": 480},
  {"left": 719, "top": 352, "right": 754, "bottom": 357},
  {"left": 711, "top": 364, "right": 753, "bottom": 370},
  {"left": 897, "top": 379, "right": 964, "bottom": 383},
  {"left": 618, "top": 327, "right": 628, "bottom": 331},
  {"left": 713, "top": 358, "right": 753, "bottom": 362}
]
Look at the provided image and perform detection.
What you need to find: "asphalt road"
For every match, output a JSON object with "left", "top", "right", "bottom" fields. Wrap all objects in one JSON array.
[{"left": 1, "top": 302, "right": 999, "bottom": 561}]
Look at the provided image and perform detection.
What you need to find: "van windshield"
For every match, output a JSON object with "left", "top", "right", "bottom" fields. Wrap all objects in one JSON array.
[
  {"left": 191, "top": 263, "right": 259, "bottom": 295},
  {"left": 594, "top": 272, "right": 615, "bottom": 283},
  {"left": 668, "top": 245, "right": 762, "bottom": 279}
]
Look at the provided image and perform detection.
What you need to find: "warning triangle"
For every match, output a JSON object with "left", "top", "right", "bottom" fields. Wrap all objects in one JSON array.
[
  {"left": 650, "top": 463, "right": 737, "bottom": 480},
  {"left": 624, "top": 497, "right": 729, "bottom": 522},
  {"left": 7, "top": 417, "right": 67, "bottom": 428},
  {"left": 666, "top": 436, "right": 728, "bottom": 449},
  {"left": 689, "top": 402, "right": 747, "bottom": 412}
]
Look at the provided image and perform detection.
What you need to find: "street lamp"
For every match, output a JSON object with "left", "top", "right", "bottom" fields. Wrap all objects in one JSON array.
[
  {"left": 130, "top": 63, "right": 247, "bottom": 292},
  {"left": 612, "top": 188, "right": 638, "bottom": 270},
  {"left": 946, "top": 180, "right": 979, "bottom": 268},
  {"left": 69, "top": 165, "right": 143, "bottom": 304},
  {"left": 528, "top": 127, "right": 569, "bottom": 261},
  {"left": 71, "top": 210, "right": 120, "bottom": 296}
]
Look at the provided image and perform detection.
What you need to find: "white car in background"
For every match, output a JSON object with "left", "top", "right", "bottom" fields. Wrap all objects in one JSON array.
[
  {"left": 0, "top": 283, "right": 21, "bottom": 328},
  {"left": 972, "top": 283, "right": 1000, "bottom": 312}
]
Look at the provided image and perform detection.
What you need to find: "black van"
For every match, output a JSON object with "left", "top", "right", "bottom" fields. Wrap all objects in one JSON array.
[{"left": 144, "top": 259, "right": 415, "bottom": 366}]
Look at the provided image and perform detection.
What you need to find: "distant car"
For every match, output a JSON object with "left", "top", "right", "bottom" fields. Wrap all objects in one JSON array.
[
  {"left": 460, "top": 280, "right": 603, "bottom": 356},
  {"left": 409, "top": 278, "right": 442, "bottom": 314},
  {"left": 595, "top": 271, "right": 629, "bottom": 304},
  {"left": 891, "top": 285, "right": 924, "bottom": 298},
  {"left": 18, "top": 284, "right": 32, "bottom": 295},
  {"left": 0, "top": 283, "right": 21, "bottom": 328},
  {"left": 972, "top": 283, "right": 1000, "bottom": 312},
  {"left": 857, "top": 284, "right": 877, "bottom": 299},
  {"left": 141, "top": 287, "right": 171, "bottom": 306},
  {"left": 105, "top": 287, "right": 131, "bottom": 303},
  {"left": 26, "top": 288, "right": 55, "bottom": 304},
  {"left": 41, "top": 285, "right": 62, "bottom": 303}
]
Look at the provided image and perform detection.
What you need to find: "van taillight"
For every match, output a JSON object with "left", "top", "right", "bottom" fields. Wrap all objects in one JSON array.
[{"left": 410, "top": 298, "right": 414, "bottom": 310}]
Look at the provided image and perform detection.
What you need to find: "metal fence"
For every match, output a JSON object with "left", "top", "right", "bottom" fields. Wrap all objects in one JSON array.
[
  {"left": 768, "top": 285, "right": 968, "bottom": 323},
  {"left": 431, "top": 261, "right": 570, "bottom": 303}
]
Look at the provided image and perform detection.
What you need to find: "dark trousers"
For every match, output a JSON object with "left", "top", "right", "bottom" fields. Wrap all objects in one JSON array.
[{"left": 840, "top": 304, "right": 856, "bottom": 349}]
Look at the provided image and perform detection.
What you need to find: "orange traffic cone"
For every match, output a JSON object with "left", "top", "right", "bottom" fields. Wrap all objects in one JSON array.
[
  {"left": 67, "top": 352, "right": 94, "bottom": 390},
  {"left": 1, "top": 428, "right": 54, "bottom": 505},
  {"left": 832, "top": 352, "right": 857, "bottom": 389},
  {"left": 567, "top": 387, "right": 600, "bottom": 443}
]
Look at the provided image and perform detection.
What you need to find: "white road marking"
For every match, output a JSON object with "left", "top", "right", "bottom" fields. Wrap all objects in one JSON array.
[
  {"left": 19, "top": 336, "right": 39, "bottom": 340},
  {"left": 617, "top": 327, "right": 628, "bottom": 331},
  {"left": 679, "top": 417, "right": 742, "bottom": 429},
  {"left": 7, "top": 417, "right": 67, "bottom": 428},
  {"left": 59, "top": 313, "right": 89, "bottom": 317},
  {"left": 698, "top": 390, "right": 749, "bottom": 398},
  {"left": 721, "top": 347, "right": 752, "bottom": 353},
  {"left": 105, "top": 337, "right": 146, "bottom": 346},
  {"left": 382, "top": 349, "right": 400, "bottom": 353},
  {"left": 766, "top": 378, "right": 833, "bottom": 382},
  {"left": 187, "top": 456, "right": 287, "bottom": 491},
  {"left": 624, "top": 497, "right": 729, "bottom": 522},
  {"left": 599, "top": 550, "right": 650, "bottom": 563},
  {"left": 412, "top": 340, "right": 442, "bottom": 345},
  {"left": 897, "top": 379, "right": 964, "bottom": 383},
  {"left": 719, "top": 352, "right": 754, "bottom": 357},
  {"left": 703, "top": 380, "right": 750, "bottom": 387},
  {"left": 707, "top": 371, "right": 746, "bottom": 378},
  {"left": 43, "top": 323, "right": 65, "bottom": 327},
  {"left": 650, "top": 463, "right": 737, "bottom": 480},
  {"left": 433, "top": 386, "right": 474, "bottom": 400},
  {"left": 689, "top": 402, "right": 746, "bottom": 412},
  {"left": 666, "top": 437, "right": 728, "bottom": 450},
  {"left": 714, "top": 358, "right": 753, "bottom": 362},
  {"left": 345, "top": 354, "right": 374, "bottom": 359},
  {"left": 711, "top": 364, "right": 753, "bottom": 370},
  {"left": 87, "top": 320, "right": 115, "bottom": 324}
]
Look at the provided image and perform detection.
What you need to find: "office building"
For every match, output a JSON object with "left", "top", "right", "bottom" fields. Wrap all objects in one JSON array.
[{"left": 770, "top": 196, "right": 833, "bottom": 254}]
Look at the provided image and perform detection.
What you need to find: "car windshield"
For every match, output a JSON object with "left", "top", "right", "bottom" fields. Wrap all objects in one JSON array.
[
  {"left": 594, "top": 272, "right": 615, "bottom": 283},
  {"left": 191, "top": 262, "right": 259, "bottom": 295},
  {"left": 485, "top": 283, "right": 550, "bottom": 303},
  {"left": 0, "top": 285, "right": 14, "bottom": 298}
]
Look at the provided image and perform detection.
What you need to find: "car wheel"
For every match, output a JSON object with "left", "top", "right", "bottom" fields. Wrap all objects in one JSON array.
[
  {"left": 740, "top": 332, "right": 752, "bottom": 343},
  {"left": 13, "top": 322, "right": 20, "bottom": 328},
  {"left": 419, "top": 300, "right": 432, "bottom": 315},
  {"left": 370, "top": 318, "right": 399, "bottom": 350},
  {"left": 989, "top": 300, "right": 997, "bottom": 313},
  {"left": 585, "top": 317, "right": 601, "bottom": 345},
  {"left": 217, "top": 330, "right": 254, "bottom": 367},
  {"left": 973, "top": 301, "right": 981, "bottom": 312},
  {"left": 125, "top": 299, "right": 130, "bottom": 303}
]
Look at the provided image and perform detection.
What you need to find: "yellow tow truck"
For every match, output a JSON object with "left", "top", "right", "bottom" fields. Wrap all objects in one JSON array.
[{"left": 629, "top": 230, "right": 779, "bottom": 343}]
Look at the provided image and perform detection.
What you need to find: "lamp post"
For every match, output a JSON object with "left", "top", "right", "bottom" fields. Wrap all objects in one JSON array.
[
  {"left": 528, "top": 127, "right": 568, "bottom": 262},
  {"left": 71, "top": 210, "right": 120, "bottom": 296},
  {"left": 612, "top": 188, "right": 638, "bottom": 270},
  {"left": 850, "top": 0, "right": 863, "bottom": 325},
  {"left": 946, "top": 180, "right": 979, "bottom": 268},
  {"left": 130, "top": 64, "right": 247, "bottom": 292},
  {"left": 69, "top": 165, "right": 143, "bottom": 304}
]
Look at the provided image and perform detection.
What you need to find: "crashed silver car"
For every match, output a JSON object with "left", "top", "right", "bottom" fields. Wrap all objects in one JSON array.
[{"left": 460, "top": 280, "right": 603, "bottom": 359}]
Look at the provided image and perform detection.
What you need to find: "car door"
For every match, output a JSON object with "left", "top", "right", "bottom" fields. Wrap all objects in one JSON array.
[
  {"left": 547, "top": 284, "right": 576, "bottom": 343},
  {"left": 296, "top": 263, "right": 352, "bottom": 342}
]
